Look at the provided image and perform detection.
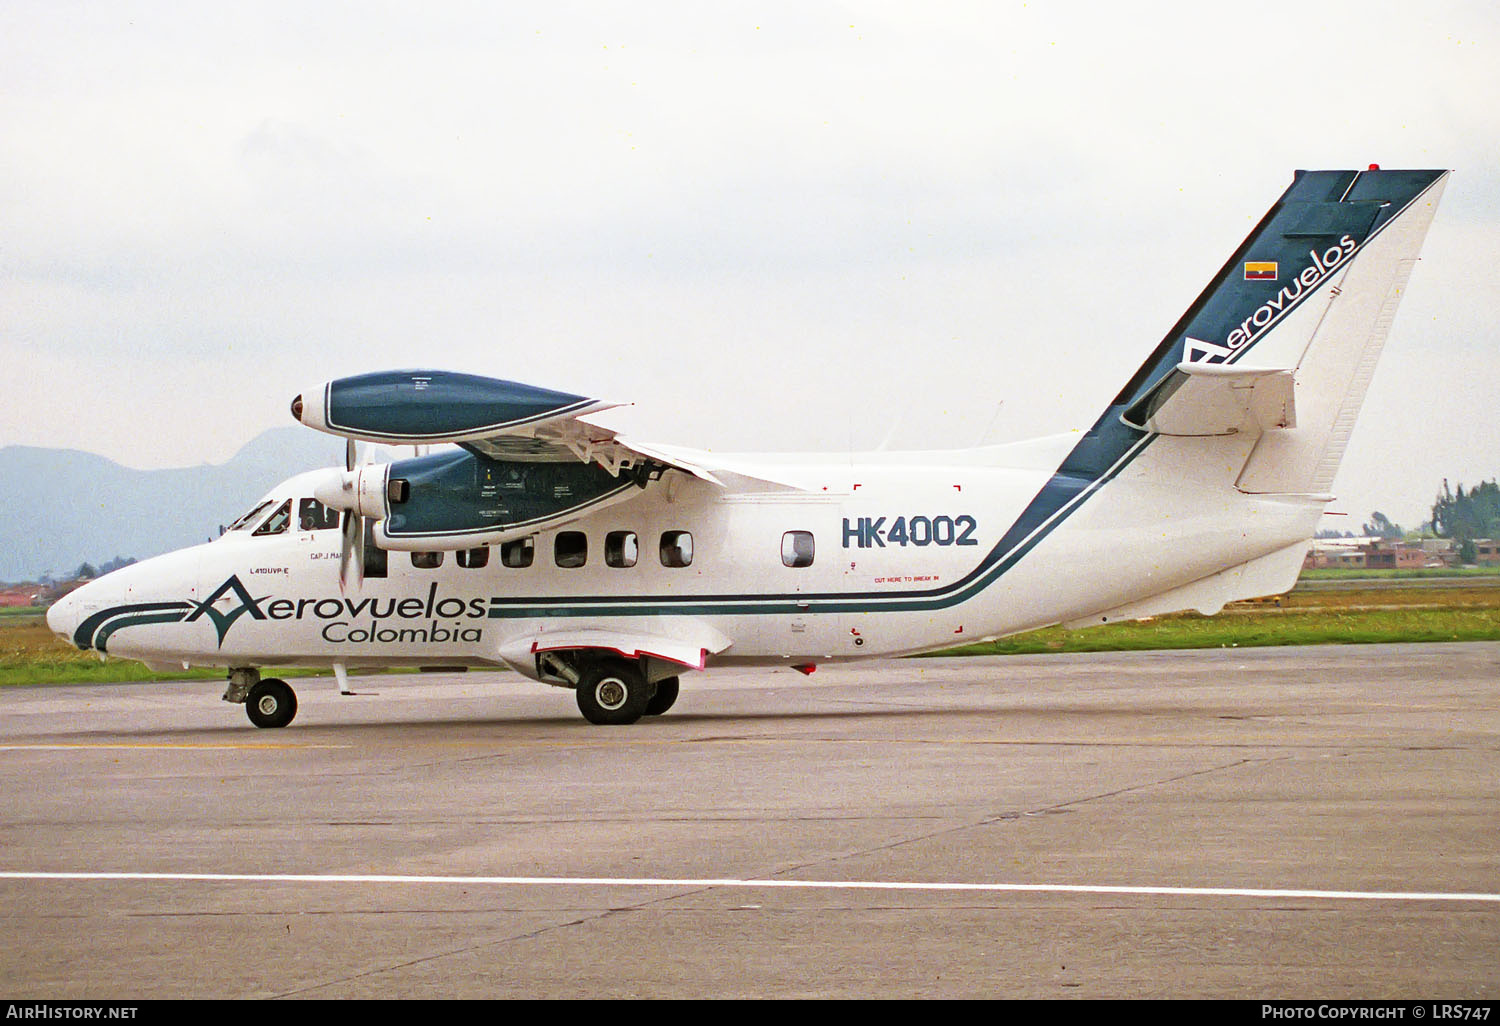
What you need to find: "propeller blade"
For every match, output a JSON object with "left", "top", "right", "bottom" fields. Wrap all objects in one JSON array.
[
  {"left": 354, "top": 516, "right": 366, "bottom": 585},
  {"left": 339, "top": 511, "right": 363, "bottom": 593}
]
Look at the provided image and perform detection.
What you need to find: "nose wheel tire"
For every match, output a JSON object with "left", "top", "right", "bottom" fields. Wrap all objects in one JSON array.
[
  {"left": 245, "top": 678, "right": 297, "bottom": 728},
  {"left": 576, "top": 664, "right": 650, "bottom": 725}
]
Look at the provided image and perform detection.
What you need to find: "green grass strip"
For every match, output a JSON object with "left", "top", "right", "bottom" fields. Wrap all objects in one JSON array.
[{"left": 937, "top": 607, "right": 1500, "bottom": 657}]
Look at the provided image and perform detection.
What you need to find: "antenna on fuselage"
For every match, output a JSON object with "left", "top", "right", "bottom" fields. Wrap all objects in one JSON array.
[{"left": 975, "top": 400, "right": 1006, "bottom": 447}]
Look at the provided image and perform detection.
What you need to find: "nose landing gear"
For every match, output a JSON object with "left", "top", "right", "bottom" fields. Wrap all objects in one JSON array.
[{"left": 224, "top": 667, "right": 298, "bottom": 728}]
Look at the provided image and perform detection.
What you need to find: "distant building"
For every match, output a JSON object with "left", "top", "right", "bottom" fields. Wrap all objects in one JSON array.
[
  {"left": 1419, "top": 538, "right": 1457, "bottom": 566},
  {"left": 1302, "top": 537, "right": 1437, "bottom": 570},
  {"left": 32, "top": 579, "right": 88, "bottom": 606},
  {"left": 1362, "top": 541, "right": 1428, "bottom": 570},
  {"left": 0, "top": 586, "right": 39, "bottom": 608}
]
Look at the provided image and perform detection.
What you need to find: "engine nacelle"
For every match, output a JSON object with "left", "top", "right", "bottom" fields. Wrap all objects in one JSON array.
[
  {"left": 308, "top": 463, "right": 392, "bottom": 521},
  {"left": 371, "top": 448, "right": 647, "bottom": 551},
  {"left": 290, "top": 369, "right": 618, "bottom": 445}
]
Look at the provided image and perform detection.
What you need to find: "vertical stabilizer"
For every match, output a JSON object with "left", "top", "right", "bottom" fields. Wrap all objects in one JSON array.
[
  {"left": 1232, "top": 171, "right": 1448, "bottom": 493},
  {"left": 1060, "top": 168, "right": 1447, "bottom": 492}
]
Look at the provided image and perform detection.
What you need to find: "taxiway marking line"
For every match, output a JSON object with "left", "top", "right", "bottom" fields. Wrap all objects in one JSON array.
[
  {"left": 1, "top": 871, "right": 1496, "bottom": 904},
  {"left": 0, "top": 743, "right": 352, "bottom": 751}
]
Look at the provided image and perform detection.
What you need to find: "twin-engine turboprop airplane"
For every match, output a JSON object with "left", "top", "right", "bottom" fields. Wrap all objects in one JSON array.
[{"left": 48, "top": 168, "right": 1449, "bottom": 728}]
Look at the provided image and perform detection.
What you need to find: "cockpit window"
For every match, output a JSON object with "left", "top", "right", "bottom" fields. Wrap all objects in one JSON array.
[
  {"left": 252, "top": 499, "right": 293, "bottom": 536},
  {"left": 297, "top": 498, "right": 340, "bottom": 532},
  {"left": 226, "top": 500, "right": 275, "bottom": 533}
]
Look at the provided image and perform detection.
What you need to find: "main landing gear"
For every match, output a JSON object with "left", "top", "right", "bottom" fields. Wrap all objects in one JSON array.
[
  {"left": 570, "top": 661, "right": 680, "bottom": 725},
  {"left": 224, "top": 667, "right": 298, "bottom": 728}
]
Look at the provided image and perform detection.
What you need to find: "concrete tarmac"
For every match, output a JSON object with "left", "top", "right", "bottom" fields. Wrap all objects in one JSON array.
[{"left": 1, "top": 643, "right": 1496, "bottom": 999}]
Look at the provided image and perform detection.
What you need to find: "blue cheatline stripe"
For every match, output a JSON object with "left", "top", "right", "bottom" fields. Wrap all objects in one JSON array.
[
  {"left": 73, "top": 602, "right": 191, "bottom": 651},
  {"left": 94, "top": 610, "right": 195, "bottom": 653}
]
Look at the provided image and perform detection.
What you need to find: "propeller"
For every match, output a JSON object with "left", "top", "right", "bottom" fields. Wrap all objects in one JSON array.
[
  {"left": 337, "top": 438, "right": 365, "bottom": 593},
  {"left": 295, "top": 395, "right": 388, "bottom": 593}
]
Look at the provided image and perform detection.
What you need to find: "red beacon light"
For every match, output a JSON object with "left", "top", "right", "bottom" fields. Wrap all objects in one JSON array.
[{"left": 1368, "top": 163, "right": 1381, "bottom": 170}]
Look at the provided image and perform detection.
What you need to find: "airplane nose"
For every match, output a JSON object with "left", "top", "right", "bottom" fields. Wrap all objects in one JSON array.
[{"left": 46, "top": 589, "right": 83, "bottom": 647}]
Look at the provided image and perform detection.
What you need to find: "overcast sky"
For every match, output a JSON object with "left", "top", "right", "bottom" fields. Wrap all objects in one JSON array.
[{"left": 3, "top": 1, "right": 1496, "bottom": 528}]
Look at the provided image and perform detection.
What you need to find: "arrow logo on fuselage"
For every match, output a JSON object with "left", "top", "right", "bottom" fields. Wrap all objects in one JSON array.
[{"left": 185, "top": 575, "right": 269, "bottom": 647}]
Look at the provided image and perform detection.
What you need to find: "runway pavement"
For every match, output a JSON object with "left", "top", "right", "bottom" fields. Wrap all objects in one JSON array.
[{"left": 1, "top": 643, "right": 1497, "bottom": 999}]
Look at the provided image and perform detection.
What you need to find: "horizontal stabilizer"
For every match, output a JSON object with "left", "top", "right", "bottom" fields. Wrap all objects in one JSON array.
[{"left": 1121, "top": 362, "right": 1295, "bottom": 436}]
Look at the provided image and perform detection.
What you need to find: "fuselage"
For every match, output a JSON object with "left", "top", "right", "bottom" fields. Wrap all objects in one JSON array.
[{"left": 47, "top": 429, "right": 1322, "bottom": 681}]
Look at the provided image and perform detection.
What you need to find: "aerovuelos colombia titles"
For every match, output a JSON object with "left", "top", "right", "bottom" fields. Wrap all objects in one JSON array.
[{"left": 258, "top": 583, "right": 486, "bottom": 644}]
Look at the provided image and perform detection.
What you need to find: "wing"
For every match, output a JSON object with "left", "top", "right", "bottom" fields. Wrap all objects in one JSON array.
[{"left": 293, "top": 369, "right": 723, "bottom": 483}]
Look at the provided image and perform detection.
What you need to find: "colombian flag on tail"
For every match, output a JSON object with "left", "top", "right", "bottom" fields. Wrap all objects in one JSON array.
[{"left": 1244, "top": 261, "right": 1278, "bottom": 281}]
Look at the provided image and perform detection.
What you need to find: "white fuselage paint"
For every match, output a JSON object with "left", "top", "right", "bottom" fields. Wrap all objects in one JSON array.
[{"left": 53, "top": 430, "right": 1321, "bottom": 681}]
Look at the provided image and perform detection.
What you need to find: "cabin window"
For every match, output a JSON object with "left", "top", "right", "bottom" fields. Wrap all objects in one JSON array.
[
  {"left": 411, "top": 551, "right": 443, "bottom": 569},
  {"left": 458, "top": 547, "right": 489, "bottom": 569},
  {"left": 297, "top": 498, "right": 340, "bottom": 532},
  {"left": 660, "top": 531, "right": 693, "bottom": 568},
  {"left": 227, "top": 500, "right": 275, "bottom": 533},
  {"left": 605, "top": 531, "right": 638, "bottom": 568},
  {"left": 782, "top": 531, "right": 815, "bottom": 568},
  {"left": 252, "top": 499, "right": 292, "bottom": 536},
  {"left": 555, "top": 531, "right": 588, "bottom": 568},
  {"left": 501, "top": 537, "right": 534, "bottom": 568}
]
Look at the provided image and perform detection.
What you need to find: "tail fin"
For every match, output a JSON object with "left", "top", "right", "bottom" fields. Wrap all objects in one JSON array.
[
  {"left": 978, "top": 171, "right": 1447, "bottom": 608},
  {"left": 1100, "top": 168, "right": 1448, "bottom": 494}
]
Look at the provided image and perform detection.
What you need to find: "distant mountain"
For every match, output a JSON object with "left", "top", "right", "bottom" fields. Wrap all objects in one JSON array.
[{"left": 0, "top": 428, "right": 343, "bottom": 582}]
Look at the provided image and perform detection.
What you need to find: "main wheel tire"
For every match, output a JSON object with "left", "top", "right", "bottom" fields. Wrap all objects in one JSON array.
[
  {"left": 575, "top": 663, "right": 650, "bottom": 725},
  {"left": 245, "top": 678, "right": 297, "bottom": 728},
  {"left": 644, "top": 676, "right": 679, "bottom": 716}
]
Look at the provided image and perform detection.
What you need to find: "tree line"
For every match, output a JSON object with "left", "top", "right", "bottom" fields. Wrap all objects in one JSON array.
[
  {"left": 1311, "top": 478, "right": 1500, "bottom": 565},
  {"left": 1432, "top": 479, "right": 1500, "bottom": 564}
]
